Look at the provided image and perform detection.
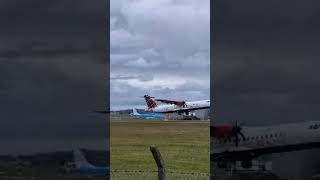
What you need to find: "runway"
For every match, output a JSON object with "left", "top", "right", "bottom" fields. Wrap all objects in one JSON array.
[{"left": 111, "top": 119, "right": 209, "bottom": 124}]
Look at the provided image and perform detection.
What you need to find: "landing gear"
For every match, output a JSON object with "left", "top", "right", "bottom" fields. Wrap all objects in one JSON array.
[
  {"left": 241, "top": 160, "right": 253, "bottom": 169},
  {"left": 182, "top": 111, "right": 191, "bottom": 116}
]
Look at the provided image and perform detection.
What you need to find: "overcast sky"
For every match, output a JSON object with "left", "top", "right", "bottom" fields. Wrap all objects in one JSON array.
[
  {"left": 213, "top": 0, "right": 320, "bottom": 126},
  {"left": 0, "top": 0, "right": 108, "bottom": 154},
  {"left": 110, "top": 0, "right": 210, "bottom": 110}
]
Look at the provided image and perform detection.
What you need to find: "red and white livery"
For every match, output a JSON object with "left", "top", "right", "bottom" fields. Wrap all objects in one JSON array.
[{"left": 143, "top": 95, "right": 210, "bottom": 114}]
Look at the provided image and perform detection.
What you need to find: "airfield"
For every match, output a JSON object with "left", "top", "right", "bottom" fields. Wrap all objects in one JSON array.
[
  {"left": 110, "top": 118, "right": 210, "bottom": 179},
  {"left": 0, "top": 149, "right": 109, "bottom": 180},
  {"left": 110, "top": 117, "right": 285, "bottom": 180},
  {"left": 0, "top": 117, "right": 292, "bottom": 180}
]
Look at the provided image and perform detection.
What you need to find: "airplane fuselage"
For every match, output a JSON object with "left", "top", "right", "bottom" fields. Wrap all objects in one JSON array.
[
  {"left": 149, "top": 100, "right": 210, "bottom": 113},
  {"left": 213, "top": 121, "right": 320, "bottom": 154},
  {"left": 212, "top": 121, "right": 320, "bottom": 168},
  {"left": 131, "top": 113, "right": 162, "bottom": 119}
]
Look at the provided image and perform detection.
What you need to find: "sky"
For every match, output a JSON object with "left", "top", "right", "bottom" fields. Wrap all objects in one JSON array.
[
  {"left": 110, "top": 0, "right": 210, "bottom": 110},
  {"left": 212, "top": 0, "right": 320, "bottom": 126},
  {"left": 0, "top": 0, "right": 108, "bottom": 154}
]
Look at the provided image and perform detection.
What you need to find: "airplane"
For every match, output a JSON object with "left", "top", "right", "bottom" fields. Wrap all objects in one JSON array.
[
  {"left": 143, "top": 95, "right": 210, "bottom": 115},
  {"left": 73, "top": 149, "right": 110, "bottom": 176},
  {"left": 211, "top": 120, "right": 320, "bottom": 169},
  {"left": 130, "top": 108, "right": 163, "bottom": 119}
]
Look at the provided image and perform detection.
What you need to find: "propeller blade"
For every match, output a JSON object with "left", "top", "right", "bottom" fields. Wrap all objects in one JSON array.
[
  {"left": 142, "top": 95, "right": 155, "bottom": 98},
  {"left": 239, "top": 131, "right": 246, "bottom": 141},
  {"left": 233, "top": 120, "right": 246, "bottom": 146}
]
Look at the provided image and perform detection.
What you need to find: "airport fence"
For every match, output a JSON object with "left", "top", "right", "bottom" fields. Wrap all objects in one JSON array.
[
  {"left": 110, "top": 146, "right": 210, "bottom": 180},
  {"left": 111, "top": 169, "right": 210, "bottom": 180}
]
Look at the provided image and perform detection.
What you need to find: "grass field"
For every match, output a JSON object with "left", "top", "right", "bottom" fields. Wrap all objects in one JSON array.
[{"left": 110, "top": 119, "right": 210, "bottom": 179}]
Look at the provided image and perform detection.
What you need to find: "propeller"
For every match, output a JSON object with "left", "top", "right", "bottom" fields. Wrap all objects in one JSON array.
[
  {"left": 141, "top": 95, "right": 155, "bottom": 98},
  {"left": 232, "top": 121, "right": 246, "bottom": 147}
]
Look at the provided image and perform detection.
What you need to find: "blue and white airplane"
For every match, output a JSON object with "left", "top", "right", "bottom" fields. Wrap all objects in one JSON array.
[
  {"left": 130, "top": 108, "right": 163, "bottom": 119},
  {"left": 73, "top": 149, "right": 110, "bottom": 176}
]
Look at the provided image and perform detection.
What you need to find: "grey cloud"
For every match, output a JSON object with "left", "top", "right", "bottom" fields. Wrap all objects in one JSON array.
[
  {"left": 111, "top": 74, "right": 154, "bottom": 82},
  {"left": 110, "top": 0, "right": 210, "bottom": 109},
  {"left": 0, "top": 0, "right": 108, "bottom": 154},
  {"left": 213, "top": 0, "right": 320, "bottom": 124},
  {"left": 0, "top": 44, "right": 101, "bottom": 59}
]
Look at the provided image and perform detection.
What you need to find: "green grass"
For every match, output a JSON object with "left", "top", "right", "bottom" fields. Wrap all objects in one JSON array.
[{"left": 111, "top": 119, "right": 210, "bottom": 177}]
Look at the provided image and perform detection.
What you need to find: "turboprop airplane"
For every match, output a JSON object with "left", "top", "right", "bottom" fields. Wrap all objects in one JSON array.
[
  {"left": 130, "top": 108, "right": 163, "bottom": 119},
  {"left": 143, "top": 95, "right": 210, "bottom": 115},
  {"left": 73, "top": 149, "right": 110, "bottom": 176},
  {"left": 211, "top": 121, "right": 320, "bottom": 169}
]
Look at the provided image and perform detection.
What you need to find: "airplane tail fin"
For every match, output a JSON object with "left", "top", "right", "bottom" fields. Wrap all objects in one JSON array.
[
  {"left": 74, "top": 149, "right": 95, "bottom": 169},
  {"left": 132, "top": 108, "right": 140, "bottom": 115},
  {"left": 144, "top": 95, "right": 157, "bottom": 109}
]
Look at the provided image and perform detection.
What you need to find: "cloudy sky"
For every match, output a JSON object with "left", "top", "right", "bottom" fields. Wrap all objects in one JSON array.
[
  {"left": 213, "top": 0, "right": 320, "bottom": 126},
  {"left": 110, "top": 0, "right": 210, "bottom": 110},
  {"left": 0, "top": 0, "right": 108, "bottom": 154}
]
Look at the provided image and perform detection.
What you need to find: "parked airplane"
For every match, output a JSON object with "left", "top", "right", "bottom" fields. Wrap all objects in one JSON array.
[
  {"left": 73, "top": 149, "right": 110, "bottom": 176},
  {"left": 143, "top": 95, "right": 210, "bottom": 114},
  {"left": 130, "top": 108, "right": 163, "bottom": 119},
  {"left": 211, "top": 121, "right": 320, "bottom": 169}
]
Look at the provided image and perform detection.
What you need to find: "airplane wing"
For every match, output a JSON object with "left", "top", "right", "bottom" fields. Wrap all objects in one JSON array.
[
  {"left": 155, "top": 99, "right": 186, "bottom": 106},
  {"left": 211, "top": 142, "right": 320, "bottom": 162},
  {"left": 159, "top": 106, "right": 209, "bottom": 114}
]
